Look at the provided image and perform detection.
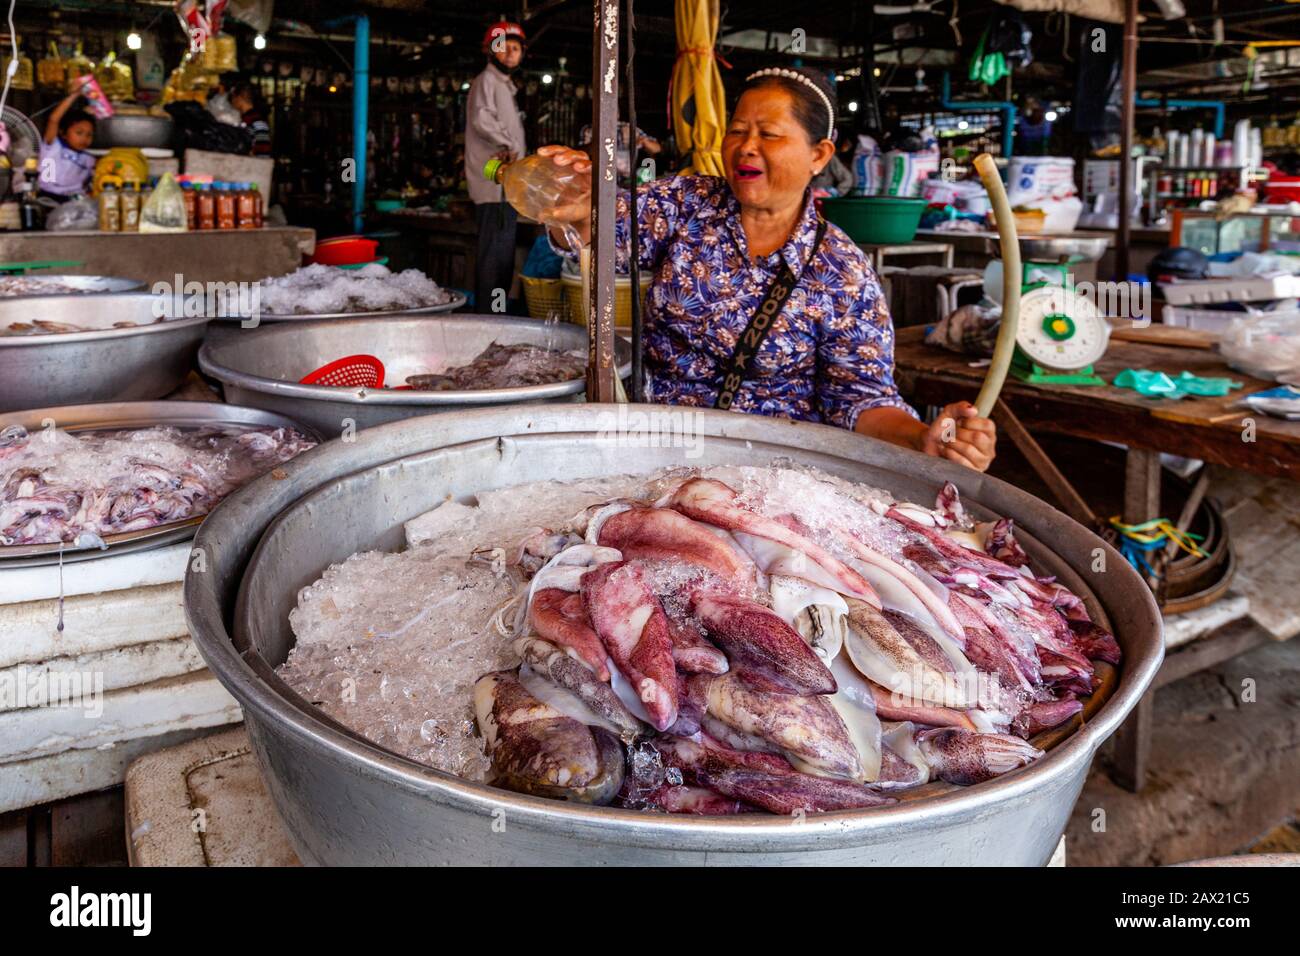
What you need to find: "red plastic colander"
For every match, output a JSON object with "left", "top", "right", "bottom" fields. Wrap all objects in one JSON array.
[{"left": 299, "top": 354, "right": 386, "bottom": 388}]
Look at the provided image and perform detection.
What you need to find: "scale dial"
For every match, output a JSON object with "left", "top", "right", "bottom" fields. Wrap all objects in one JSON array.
[{"left": 1014, "top": 285, "right": 1109, "bottom": 371}]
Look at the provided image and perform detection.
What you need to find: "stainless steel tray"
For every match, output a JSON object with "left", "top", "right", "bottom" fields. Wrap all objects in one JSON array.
[
  {"left": 215, "top": 291, "right": 467, "bottom": 323},
  {"left": 199, "top": 314, "right": 631, "bottom": 434},
  {"left": 1018, "top": 235, "right": 1111, "bottom": 263},
  {"left": 0, "top": 275, "right": 146, "bottom": 297},
  {"left": 0, "top": 293, "right": 212, "bottom": 411},
  {"left": 0, "top": 400, "right": 319, "bottom": 567}
]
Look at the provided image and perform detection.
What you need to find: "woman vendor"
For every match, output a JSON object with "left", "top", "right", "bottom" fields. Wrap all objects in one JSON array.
[{"left": 538, "top": 66, "right": 996, "bottom": 471}]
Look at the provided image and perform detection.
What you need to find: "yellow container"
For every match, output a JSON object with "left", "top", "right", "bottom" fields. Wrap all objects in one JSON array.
[
  {"left": 201, "top": 33, "right": 238, "bottom": 74},
  {"left": 560, "top": 272, "right": 652, "bottom": 332},
  {"left": 522, "top": 276, "right": 569, "bottom": 322},
  {"left": 93, "top": 148, "right": 149, "bottom": 194},
  {"left": 36, "top": 41, "right": 65, "bottom": 89}
]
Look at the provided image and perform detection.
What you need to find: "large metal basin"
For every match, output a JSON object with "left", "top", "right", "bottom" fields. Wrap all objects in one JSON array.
[
  {"left": 93, "top": 113, "right": 174, "bottom": 149},
  {"left": 0, "top": 293, "right": 209, "bottom": 411},
  {"left": 184, "top": 405, "right": 1163, "bottom": 866},
  {"left": 197, "top": 315, "right": 632, "bottom": 435}
]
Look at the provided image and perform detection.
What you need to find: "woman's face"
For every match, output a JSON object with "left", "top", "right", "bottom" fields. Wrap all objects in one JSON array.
[{"left": 723, "top": 86, "right": 833, "bottom": 212}]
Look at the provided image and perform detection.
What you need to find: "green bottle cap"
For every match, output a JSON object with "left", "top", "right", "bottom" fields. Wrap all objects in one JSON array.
[{"left": 482, "top": 157, "right": 504, "bottom": 183}]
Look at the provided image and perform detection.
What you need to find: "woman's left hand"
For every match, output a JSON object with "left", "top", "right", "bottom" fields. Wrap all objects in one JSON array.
[{"left": 919, "top": 402, "right": 997, "bottom": 472}]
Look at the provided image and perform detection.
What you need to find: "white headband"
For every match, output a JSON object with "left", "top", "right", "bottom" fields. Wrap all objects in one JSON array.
[{"left": 746, "top": 67, "right": 835, "bottom": 140}]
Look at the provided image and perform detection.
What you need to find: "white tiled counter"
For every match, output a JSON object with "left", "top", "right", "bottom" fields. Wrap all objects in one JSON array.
[{"left": 0, "top": 543, "right": 240, "bottom": 813}]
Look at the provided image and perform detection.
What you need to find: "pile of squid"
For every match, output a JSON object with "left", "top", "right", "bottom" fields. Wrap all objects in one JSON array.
[
  {"left": 0, "top": 424, "right": 315, "bottom": 548},
  {"left": 473, "top": 468, "right": 1121, "bottom": 815}
]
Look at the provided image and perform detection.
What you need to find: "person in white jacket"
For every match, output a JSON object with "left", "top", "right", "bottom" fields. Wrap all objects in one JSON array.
[{"left": 465, "top": 20, "right": 528, "bottom": 311}]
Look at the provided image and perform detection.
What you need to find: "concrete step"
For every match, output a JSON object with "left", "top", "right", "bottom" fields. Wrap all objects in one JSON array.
[{"left": 1067, "top": 637, "right": 1300, "bottom": 865}]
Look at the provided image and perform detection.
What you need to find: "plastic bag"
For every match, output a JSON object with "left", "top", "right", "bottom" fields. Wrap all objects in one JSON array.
[
  {"left": 164, "top": 100, "right": 252, "bottom": 154},
  {"left": 851, "top": 135, "right": 884, "bottom": 196},
  {"left": 45, "top": 196, "right": 99, "bottom": 231},
  {"left": 226, "top": 0, "right": 273, "bottom": 35},
  {"left": 1219, "top": 312, "right": 1300, "bottom": 383},
  {"left": 206, "top": 91, "right": 242, "bottom": 126},
  {"left": 140, "top": 173, "right": 188, "bottom": 233}
]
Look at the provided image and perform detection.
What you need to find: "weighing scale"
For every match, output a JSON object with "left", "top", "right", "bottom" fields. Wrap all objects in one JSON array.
[
  {"left": 997, "top": 236, "right": 1113, "bottom": 387},
  {"left": 1010, "top": 281, "right": 1109, "bottom": 386}
]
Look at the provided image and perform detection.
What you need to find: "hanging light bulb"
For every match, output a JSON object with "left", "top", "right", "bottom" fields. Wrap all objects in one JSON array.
[
  {"left": 254, "top": 34, "right": 267, "bottom": 51},
  {"left": 541, "top": 73, "right": 553, "bottom": 85},
  {"left": 847, "top": 100, "right": 859, "bottom": 113},
  {"left": 1045, "top": 110, "right": 1059, "bottom": 122},
  {"left": 957, "top": 119, "right": 969, "bottom": 130},
  {"left": 127, "top": 32, "right": 142, "bottom": 51}
]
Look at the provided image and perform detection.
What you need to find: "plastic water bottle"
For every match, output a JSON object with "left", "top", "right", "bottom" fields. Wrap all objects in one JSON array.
[{"left": 483, "top": 154, "right": 588, "bottom": 248}]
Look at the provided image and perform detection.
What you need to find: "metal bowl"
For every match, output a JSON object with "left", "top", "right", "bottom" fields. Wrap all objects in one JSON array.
[
  {"left": 0, "top": 275, "right": 145, "bottom": 297},
  {"left": 198, "top": 314, "right": 632, "bottom": 435},
  {"left": 213, "top": 291, "right": 468, "bottom": 323},
  {"left": 1019, "top": 234, "right": 1112, "bottom": 264},
  {"left": 0, "top": 400, "right": 320, "bottom": 567},
  {"left": 184, "top": 405, "right": 1163, "bottom": 866},
  {"left": 0, "top": 294, "right": 211, "bottom": 411},
  {"left": 93, "top": 113, "right": 174, "bottom": 150}
]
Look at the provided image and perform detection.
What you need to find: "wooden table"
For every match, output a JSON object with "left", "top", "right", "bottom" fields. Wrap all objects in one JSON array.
[
  {"left": 894, "top": 326, "right": 1300, "bottom": 484},
  {"left": 893, "top": 326, "right": 1300, "bottom": 790}
]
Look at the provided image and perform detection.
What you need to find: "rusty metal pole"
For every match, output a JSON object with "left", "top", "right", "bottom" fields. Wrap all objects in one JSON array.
[
  {"left": 587, "top": 0, "right": 619, "bottom": 402},
  {"left": 1116, "top": 0, "right": 1138, "bottom": 281}
]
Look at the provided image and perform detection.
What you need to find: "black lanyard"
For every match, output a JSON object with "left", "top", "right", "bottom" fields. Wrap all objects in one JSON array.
[{"left": 714, "top": 217, "right": 829, "bottom": 411}]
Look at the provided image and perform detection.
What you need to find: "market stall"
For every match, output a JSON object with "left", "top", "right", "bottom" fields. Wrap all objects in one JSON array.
[{"left": 0, "top": 0, "right": 1297, "bottom": 891}]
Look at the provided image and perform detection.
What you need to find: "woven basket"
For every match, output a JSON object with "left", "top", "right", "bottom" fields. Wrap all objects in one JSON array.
[
  {"left": 560, "top": 273, "right": 652, "bottom": 331},
  {"left": 521, "top": 276, "right": 570, "bottom": 323}
]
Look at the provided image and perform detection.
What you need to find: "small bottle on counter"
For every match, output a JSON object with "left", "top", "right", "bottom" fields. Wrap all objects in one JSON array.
[
  {"left": 250, "top": 183, "right": 264, "bottom": 227},
  {"left": 120, "top": 184, "right": 141, "bottom": 232},
  {"left": 18, "top": 159, "right": 43, "bottom": 231},
  {"left": 181, "top": 181, "right": 197, "bottom": 230},
  {"left": 196, "top": 183, "right": 216, "bottom": 230},
  {"left": 215, "top": 182, "right": 237, "bottom": 230},
  {"left": 236, "top": 182, "right": 257, "bottom": 229},
  {"left": 99, "top": 184, "right": 122, "bottom": 231}
]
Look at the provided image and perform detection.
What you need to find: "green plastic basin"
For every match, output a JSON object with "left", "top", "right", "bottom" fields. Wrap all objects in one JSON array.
[{"left": 820, "top": 196, "right": 928, "bottom": 244}]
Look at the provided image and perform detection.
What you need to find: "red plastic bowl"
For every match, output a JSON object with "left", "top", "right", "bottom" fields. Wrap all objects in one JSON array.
[{"left": 310, "top": 235, "right": 380, "bottom": 267}]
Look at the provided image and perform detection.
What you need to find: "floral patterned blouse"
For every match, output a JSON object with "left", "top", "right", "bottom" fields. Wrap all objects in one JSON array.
[{"left": 598, "top": 174, "right": 917, "bottom": 429}]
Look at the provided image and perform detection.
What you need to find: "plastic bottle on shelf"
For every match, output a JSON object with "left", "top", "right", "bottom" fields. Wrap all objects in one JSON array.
[
  {"left": 250, "top": 183, "right": 264, "bottom": 227},
  {"left": 236, "top": 182, "right": 257, "bottom": 229},
  {"left": 98, "top": 184, "right": 121, "bottom": 231},
  {"left": 482, "top": 154, "right": 589, "bottom": 249},
  {"left": 215, "top": 182, "right": 237, "bottom": 230},
  {"left": 120, "top": 184, "right": 142, "bottom": 232},
  {"left": 181, "top": 181, "right": 197, "bottom": 230},
  {"left": 196, "top": 183, "right": 216, "bottom": 230}
]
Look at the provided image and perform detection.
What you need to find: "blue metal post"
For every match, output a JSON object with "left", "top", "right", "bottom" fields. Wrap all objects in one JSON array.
[{"left": 352, "top": 14, "right": 370, "bottom": 232}]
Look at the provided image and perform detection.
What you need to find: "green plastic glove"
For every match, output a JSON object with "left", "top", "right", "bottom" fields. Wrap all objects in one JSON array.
[{"left": 1114, "top": 368, "right": 1243, "bottom": 400}]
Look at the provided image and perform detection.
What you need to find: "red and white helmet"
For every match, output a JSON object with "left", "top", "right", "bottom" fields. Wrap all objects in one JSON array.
[{"left": 483, "top": 20, "right": 526, "bottom": 53}]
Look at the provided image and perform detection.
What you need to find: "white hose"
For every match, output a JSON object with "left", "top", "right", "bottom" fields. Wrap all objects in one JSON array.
[{"left": 973, "top": 153, "right": 1021, "bottom": 417}]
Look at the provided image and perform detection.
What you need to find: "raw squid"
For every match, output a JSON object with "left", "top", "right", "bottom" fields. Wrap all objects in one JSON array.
[
  {"left": 0, "top": 424, "right": 314, "bottom": 548},
  {"left": 465, "top": 468, "right": 1121, "bottom": 815}
]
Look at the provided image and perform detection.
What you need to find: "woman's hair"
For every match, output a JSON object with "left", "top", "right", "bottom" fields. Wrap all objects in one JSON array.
[
  {"left": 59, "top": 108, "right": 94, "bottom": 134},
  {"left": 737, "top": 66, "right": 837, "bottom": 144}
]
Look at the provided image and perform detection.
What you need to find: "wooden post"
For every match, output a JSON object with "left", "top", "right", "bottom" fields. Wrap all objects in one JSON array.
[
  {"left": 1115, "top": 0, "right": 1139, "bottom": 281},
  {"left": 587, "top": 0, "right": 619, "bottom": 402}
]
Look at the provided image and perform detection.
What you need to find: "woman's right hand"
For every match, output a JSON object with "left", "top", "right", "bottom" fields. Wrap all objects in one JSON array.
[{"left": 536, "top": 145, "right": 593, "bottom": 248}]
